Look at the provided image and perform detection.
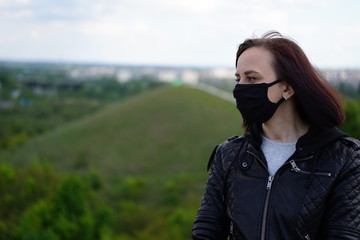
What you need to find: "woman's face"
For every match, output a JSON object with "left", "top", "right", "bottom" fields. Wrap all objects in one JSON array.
[{"left": 235, "top": 47, "right": 284, "bottom": 103}]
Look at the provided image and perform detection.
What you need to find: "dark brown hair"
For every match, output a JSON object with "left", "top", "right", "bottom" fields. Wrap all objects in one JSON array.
[{"left": 236, "top": 31, "right": 345, "bottom": 131}]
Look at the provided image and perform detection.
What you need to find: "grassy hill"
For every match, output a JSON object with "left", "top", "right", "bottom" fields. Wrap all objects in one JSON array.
[
  {"left": 0, "top": 86, "right": 242, "bottom": 239},
  {"left": 1, "top": 86, "right": 241, "bottom": 178}
]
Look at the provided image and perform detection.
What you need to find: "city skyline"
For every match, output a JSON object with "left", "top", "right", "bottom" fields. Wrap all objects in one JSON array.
[{"left": 1, "top": 0, "right": 360, "bottom": 68}]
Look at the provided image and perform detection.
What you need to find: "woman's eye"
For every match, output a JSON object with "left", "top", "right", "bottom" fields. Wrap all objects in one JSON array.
[
  {"left": 235, "top": 78, "right": 240, "bottom": 83},
  {"left": 247, "top": 76, "right": 256, "bottom": 81}
]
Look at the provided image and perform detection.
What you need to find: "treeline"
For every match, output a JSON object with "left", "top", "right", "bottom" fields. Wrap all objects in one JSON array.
[
  {"left": 336, "top": 81, "right": 360, "bottom": 101},
  {"left": 333, "top": 81, "right": 360, "bottom": 139},
  {"left": 0, "top": 162, "right": 112, "bottom": 240},
  {"left": 0, "top": 67, "right": 168, "bottom": 151},
  {"left": 0, "top": 161, "right": 196, "bottom": 240},
  {"left": 339, "top": 98, "right": 360, "bottom": 139}
]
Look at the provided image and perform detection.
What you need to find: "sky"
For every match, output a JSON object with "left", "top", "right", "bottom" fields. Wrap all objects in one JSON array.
[{"left": 0, "top": 0, "right": 360, "bottom": 69}]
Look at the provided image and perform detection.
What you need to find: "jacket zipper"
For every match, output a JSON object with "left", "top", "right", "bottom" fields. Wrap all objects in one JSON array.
[
  {"left": 261, "top": 175, "right": 274, "bottom": 240},
  {"left": 289, "top": 160, "right": 332, "bottom": 177},
  {"left": 247, "top": 150, "right": 273, "bottom": 240}
]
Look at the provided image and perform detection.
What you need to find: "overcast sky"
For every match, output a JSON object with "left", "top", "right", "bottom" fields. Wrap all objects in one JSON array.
[{"left": 0, "top": 0, "right": 359, "bottom": 68}]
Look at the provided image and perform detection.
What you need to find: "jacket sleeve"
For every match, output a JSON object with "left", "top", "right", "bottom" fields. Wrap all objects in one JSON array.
[
  {"left": 321, "top": 145, "right": 360, "bottom": 239},
  {"left": 192, "top": 145, "right": 230, "bottom": 240}
]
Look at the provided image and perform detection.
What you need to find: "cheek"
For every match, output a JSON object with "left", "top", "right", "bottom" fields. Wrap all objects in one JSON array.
[{"left": 267, "top": 86, "right": 283, "bottom": 103}]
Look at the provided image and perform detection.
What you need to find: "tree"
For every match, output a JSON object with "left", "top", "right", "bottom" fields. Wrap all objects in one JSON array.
[{"left": 340, "top": 98, "right": 360, "bottom": 139}]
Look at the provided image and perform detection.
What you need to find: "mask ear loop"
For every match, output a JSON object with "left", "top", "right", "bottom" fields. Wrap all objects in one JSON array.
[
  {"left": 275, "top": 97, "right": 286, "bottom": 106},
  {"left": 267, "top": 79, "right": 283, "bottom": 86},
  {"left": 267, "top": 79, "right": 286, "bottom": 105}
]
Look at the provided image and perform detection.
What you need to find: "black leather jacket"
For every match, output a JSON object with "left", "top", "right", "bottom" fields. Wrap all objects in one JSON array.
[{"left": 192, "top": 126, "right": 360, "bottom": 240}]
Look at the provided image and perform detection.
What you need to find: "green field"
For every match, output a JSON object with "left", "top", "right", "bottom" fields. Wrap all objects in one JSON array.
[{"left": 0, "top": 86, "right": 242, "bottom": 239}]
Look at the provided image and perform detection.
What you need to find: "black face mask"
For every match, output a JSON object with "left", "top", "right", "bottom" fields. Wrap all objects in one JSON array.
[{"left": 233, "top": 79, "right": 285, "bottom": 124}]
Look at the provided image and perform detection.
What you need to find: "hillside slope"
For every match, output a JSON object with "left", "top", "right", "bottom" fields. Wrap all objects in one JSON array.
[{"left": 0, "top": 86, "right": 242, "bottom": 192}]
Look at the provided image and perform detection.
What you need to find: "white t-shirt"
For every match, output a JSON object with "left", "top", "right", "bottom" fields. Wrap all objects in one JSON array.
[{"left": 261, "top": 135, "right": 296, "bottom": 176}]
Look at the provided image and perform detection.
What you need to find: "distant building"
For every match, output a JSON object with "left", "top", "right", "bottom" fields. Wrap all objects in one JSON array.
[
  {"left": 158, "top": 70, "right": 177, "bottom": 83},
  {"left": 181, "top": 70, "right": 199, "bottom": 85},
  {"left": 116, "top": 70, "right": 132, "bottom": 83}
]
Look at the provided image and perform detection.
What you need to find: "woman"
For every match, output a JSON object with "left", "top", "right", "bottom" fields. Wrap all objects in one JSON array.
[{"left": 192, "top": 31, "right": 360, "bottom": 240}]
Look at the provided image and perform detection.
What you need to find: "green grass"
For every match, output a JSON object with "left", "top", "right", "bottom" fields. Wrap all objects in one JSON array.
[{"left": 0, "top": 86, "right": 242, "bottom": 206}]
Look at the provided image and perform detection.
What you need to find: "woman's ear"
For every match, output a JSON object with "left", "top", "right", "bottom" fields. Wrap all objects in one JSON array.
[{"left": 282, "top": 82, "right": 295, "bottom": 100}]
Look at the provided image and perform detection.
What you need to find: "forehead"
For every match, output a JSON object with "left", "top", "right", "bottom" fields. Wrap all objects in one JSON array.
[{"left": 236, "top": 47, "right": 274, "bottom": 73}]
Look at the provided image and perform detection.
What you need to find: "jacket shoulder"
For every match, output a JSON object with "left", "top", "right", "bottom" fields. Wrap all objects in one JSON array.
[
  {"left": 206, "top": 135, "right": 246, "bottom": 171},
  {"left": 218, "top": 135, "right": 247, "bottom": 154},
  {"left": 341, "top": 136, "right": 360, "bottom": 149},
  {"left": 324, "top": 136, "right": 360, "bottom": 167}
]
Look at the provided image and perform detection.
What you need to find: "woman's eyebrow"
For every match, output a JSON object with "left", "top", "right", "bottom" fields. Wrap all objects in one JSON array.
[
  {"left": 235, "top": 70, "right": 260, "bottom": 77},
  {"left": 244, "top": 70, "right": 260, "bottom": 75}
]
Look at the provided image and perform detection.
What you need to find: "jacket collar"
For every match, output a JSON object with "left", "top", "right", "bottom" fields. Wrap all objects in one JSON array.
[{"left": 248, "top": 124, "right": 348, "bottom": 154}]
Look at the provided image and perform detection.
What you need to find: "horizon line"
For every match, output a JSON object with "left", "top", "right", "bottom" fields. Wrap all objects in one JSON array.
[{"left": 0, "top": 58, "right": 359, "bottom": 70}]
